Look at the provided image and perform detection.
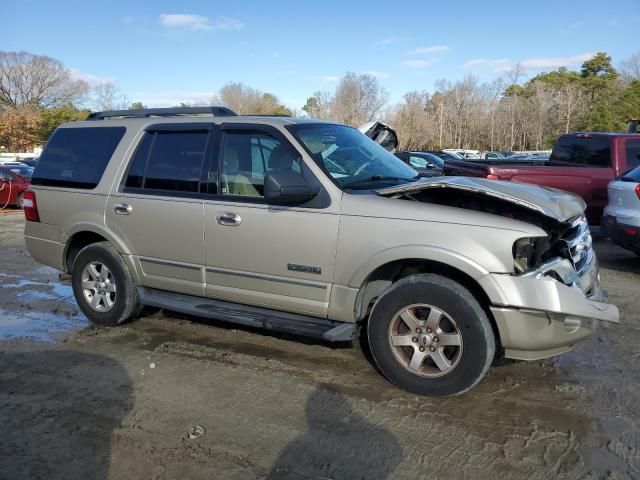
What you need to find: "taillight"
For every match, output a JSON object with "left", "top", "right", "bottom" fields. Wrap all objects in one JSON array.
[
  {"left": 23, "top": 190, "right": 40, "bottom": 222},
  {"left": 636, "top": 184, "right": 640, "bottom": 200},
  {"left": 487, "top": 174, "right": 501, "bottom": 180}
]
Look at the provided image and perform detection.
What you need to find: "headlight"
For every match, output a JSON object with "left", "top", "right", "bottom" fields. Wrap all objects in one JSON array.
[{"left": 513, "top": 237, "right": 535, "bottom": 273}]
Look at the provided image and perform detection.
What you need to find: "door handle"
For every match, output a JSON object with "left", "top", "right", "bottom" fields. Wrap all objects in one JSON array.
[
  {"left": 216, "top": 212, "right": 241, "bottom": 226},
  {"left": 113, "top": 203, "right": 133, "bottom": 215}
]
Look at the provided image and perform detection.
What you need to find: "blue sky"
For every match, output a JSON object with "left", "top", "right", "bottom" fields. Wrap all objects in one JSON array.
[{"left": 1, "top": 0, "right": 639, "bottom": 110}]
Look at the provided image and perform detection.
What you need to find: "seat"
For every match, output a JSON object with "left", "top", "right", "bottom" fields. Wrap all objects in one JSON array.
[{"left": 223, "top": 150, "right": 260, "bottom": 197}]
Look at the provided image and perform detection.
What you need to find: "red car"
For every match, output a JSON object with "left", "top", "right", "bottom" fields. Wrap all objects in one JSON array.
[
  {"left": 0, "top": 164, "right": 33, "bottom": 209},
  {"left": 442, "top": 133, "right": 640, "bottom": 222}
]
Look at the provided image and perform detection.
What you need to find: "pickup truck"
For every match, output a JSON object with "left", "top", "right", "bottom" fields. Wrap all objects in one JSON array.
[{"left": 442, "top": 133, "right": 640, "bottom": 222}]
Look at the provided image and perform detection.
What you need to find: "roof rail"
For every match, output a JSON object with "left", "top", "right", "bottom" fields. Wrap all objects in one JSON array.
[{"left": 86, "top": 106, "right": 237, "bottom": 120}]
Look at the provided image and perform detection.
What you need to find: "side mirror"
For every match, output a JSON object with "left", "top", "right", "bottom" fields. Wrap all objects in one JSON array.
[{"left": 264, "top": 171, "right": 319, "bottom": 205}]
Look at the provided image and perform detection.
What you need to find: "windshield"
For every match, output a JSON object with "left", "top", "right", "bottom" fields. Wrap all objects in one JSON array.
[
  {"left": 8, "top": 166, "right": 33, "bottom": 178},
  {"left": 289, "top": 124, "right": 419, "bottom": 190}
]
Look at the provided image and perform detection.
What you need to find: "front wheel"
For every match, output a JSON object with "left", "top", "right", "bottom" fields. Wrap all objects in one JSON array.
[
  {"left": 71, "top": 242, "right": 141, "bottom": 326},
  {"left": 367, "top": 274, "right": 495, "bottom": 396},
  {"left": 16, "top": 192, "right": 24, "bottom": 209}
]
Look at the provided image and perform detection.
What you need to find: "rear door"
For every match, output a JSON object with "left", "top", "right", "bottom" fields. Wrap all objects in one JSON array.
[
  {"left": 202, "top": 124, "right": 339, "bottom": 318},
  {"left": 106, "top": 124, "right": 212, "bottom": 296}
]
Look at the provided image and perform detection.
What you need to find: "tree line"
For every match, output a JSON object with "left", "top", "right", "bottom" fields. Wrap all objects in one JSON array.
[
  {"left": 0, "top": 49, "right": 638, "bottom": 152},
  {"left": 304, "top": 52, "right": 640, "bottom": 151}
]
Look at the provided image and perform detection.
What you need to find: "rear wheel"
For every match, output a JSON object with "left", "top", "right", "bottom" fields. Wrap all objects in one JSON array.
[
  {"left": 16, "top": 192, "right": 24, "bottom": 209},
  {"left": 71, "top": 242, "right": 141, "bottom": 326},
  {"left": 367, "top": 274, "right": 495, "bottom": 396}
]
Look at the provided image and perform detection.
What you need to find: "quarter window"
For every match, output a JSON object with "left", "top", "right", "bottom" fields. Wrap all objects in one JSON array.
[
  {"left": 32, "top": 127, "right": 125, "bottom": 189},
  {"left": 0, "top": 171, "right": 15, "bottom": 181},
  {"left": 125, "top": 130, "right": 209, "bottom": 193}
]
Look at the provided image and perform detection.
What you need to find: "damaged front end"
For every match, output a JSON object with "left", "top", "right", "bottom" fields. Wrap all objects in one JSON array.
[
  {"left": 377, "top": 177, "right": 594, "bottom": 288},
  {"left": 377, "top": 176, "right": 619, "bottom": 360}
]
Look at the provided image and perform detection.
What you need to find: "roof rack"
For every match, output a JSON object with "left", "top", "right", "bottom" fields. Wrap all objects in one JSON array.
[{"left": 86, "top": 106, "right": 237, "bottom": 120}]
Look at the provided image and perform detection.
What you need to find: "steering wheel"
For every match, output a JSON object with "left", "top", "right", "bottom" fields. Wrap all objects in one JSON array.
[{"left": 353, "top": 162, "right": 372, "bottom": 176}]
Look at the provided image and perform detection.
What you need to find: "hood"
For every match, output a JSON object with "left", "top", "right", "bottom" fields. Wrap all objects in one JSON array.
[
  {"left": 376, "top": 176, "right": 586, "bottom": 222},
  {"left": 359, "top": 121, "right": 398, "bottom": 152}
]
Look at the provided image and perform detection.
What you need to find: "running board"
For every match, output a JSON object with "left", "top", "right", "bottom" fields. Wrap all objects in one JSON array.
[{"left": 138, "top": 287, "right": 358, "bottom": 342}]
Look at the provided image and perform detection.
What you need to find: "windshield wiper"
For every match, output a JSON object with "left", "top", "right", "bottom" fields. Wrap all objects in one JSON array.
[{"left": 344, "top": 175, "right": 419, "bottom": 188}]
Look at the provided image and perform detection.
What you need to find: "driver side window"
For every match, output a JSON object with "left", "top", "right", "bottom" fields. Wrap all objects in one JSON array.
[{"left": 219, "top": 131, "right": 302, "bottom": 197}]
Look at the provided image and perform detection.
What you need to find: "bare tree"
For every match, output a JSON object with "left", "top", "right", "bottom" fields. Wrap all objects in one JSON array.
[
  {"left": 330, "top": 73, "right": 389, "bottom": 126},
  {"left": 386, "top": 90, "right": 430, "bottom": 150},
  {"left": 0, "top": 50, "right": 88, "bottom": 109},
  {"left": 91, "top": 81, "right": 129, "bottom": 111},
  {"left": 620, "top": 52, "right": 640, "bottom": 82},
  {"left": 302, "top": 91, "right": 332, "bottom": 119},
  {"left": 213, "top": 82, "right": 291, "bottom": 115}
]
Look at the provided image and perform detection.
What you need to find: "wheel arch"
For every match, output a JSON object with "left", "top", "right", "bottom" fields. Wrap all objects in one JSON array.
[
  {"left": 353, "top": 256, "right": 502, "bottom": 352},
  {"left": 63, "top": 223, "right": 132, "bottom": 273}
]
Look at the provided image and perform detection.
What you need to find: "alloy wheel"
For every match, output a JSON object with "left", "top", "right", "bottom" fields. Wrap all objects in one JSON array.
[
  {"left": 387, "top": 303, "right": 463, "bottom": 377},
  {"left": 81, "top": 262, "right": 117, "bottom": 312}
]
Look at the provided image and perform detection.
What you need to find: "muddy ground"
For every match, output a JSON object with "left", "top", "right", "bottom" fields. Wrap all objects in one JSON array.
[{"left": 1, "top": 211, "right": 639, "bottom": 480}]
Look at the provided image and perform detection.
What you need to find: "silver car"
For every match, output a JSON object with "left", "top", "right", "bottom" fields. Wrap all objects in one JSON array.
[
  {"left": 23, "top": 107, "right": 619, "bottom": 396},
  {"left": 602, "top": 166, "right": 640, "bottom": 254}
]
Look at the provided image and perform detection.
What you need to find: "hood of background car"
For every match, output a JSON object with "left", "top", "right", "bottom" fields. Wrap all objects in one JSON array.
[
  {"left": 359, "top": 121, "right": 399, "bottom": 151},
  {"left": 376, "top": 176, "right": 586, "bottom": 223}
]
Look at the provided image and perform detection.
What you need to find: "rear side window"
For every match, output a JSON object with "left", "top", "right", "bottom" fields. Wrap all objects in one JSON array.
[
  {"left": 31, "top": 127, "right": 125, "bottom": 189},
  {"left": 621, "top": 166, "right": 640, "bottom": 182},
  {"left": 549, "top": 136, "right": 611, "bottom": 167},
  {"left": 625, "top": 140, "right": 640, "bottom": 171},
  {"left": 125, "top": 130, "right": 210, "bottom": 193}
]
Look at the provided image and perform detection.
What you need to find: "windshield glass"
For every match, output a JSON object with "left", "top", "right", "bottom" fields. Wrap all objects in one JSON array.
[
  {"left": 289, "top": 124, "right": 418, "bottom": 190},
  {"left": 8, "top": 166, "right": 33, "bottom": 178}
]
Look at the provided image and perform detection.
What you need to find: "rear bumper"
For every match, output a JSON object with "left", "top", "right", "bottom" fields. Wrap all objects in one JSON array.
[
  {"left": 601, "top": 215, "right": 640, "bottom": 253},
  {"left": 485, "top": 256, "right": 619, "bottom": 361},
  {"left": 25, "top": 236, "right": 66, "bottom": 271}
]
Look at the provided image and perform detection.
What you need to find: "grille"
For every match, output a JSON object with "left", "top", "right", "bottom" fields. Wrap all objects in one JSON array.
[{"left": 563, "top": 215, "right": 593, "bottom": 276}]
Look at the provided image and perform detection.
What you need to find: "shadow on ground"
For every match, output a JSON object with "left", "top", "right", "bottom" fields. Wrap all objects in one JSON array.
[
  {"left": 266, "top": 384, "right": 402, "bottom": 480},
  {"left": 0, "top": 350, "right": 133, "bottom": 480}
]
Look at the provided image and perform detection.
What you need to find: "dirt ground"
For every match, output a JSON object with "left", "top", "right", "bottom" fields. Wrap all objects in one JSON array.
[{"left": 1, "top": 212, "right": 640, "bottom": 480}]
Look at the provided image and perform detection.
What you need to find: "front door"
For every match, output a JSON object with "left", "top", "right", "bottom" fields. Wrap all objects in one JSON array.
[
  {"left": 203, "top": 125, "right": 340, "bottom": 318},
  {"left": 106, "top": 124, "right": 213, "bottom": 296}
]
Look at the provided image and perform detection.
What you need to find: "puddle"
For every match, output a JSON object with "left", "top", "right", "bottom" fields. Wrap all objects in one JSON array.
[
  {"left": 0, "top": 308, "right": 87, "bottom": 342},
  {"left": 2, "top": 273, "right": 75, "bottom": 302},
  {"left": 16, "top": 283, "right": 74, "bottom": 301}
]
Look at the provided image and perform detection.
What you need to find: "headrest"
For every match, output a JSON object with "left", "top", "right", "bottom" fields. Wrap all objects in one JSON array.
[{"left": 269, "top": 145, "right": 297, "bottom": 171}]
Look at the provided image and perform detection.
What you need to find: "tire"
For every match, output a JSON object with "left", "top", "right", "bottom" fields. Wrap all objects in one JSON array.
[
  {"left": 16, "top": 192, "right": 24, "bottom": 209},
  {"left": 71, "top": 241, "right": 141, "bottom": 326},
  {"left": 367, "top": 274, "right": 495, "bottom": 396}
]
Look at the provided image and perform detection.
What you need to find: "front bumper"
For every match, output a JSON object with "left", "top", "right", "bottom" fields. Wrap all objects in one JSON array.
[{"left": 481, "top": 255, "right": 619, "bottom": 361}]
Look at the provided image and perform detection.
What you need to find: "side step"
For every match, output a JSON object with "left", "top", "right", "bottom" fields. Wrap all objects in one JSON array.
[{"left": 138, "top": 287, "right": 358, "bottom": 342}]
